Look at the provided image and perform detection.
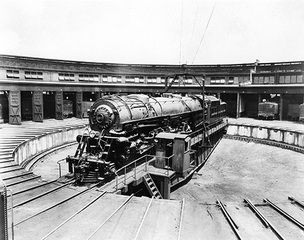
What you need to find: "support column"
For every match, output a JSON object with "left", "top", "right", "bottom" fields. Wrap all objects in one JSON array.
[
  {"left": 279, "top": 94, "right": 284, "bottom": 121},
  {"left": 258, "top": 94, "right": 261, "bottom": 103},
  {"left": 8, "top": 91, "right": 21, "bottom": 125},
  {"left": 32, "top": 91, "right": 43, "bottom": 122},
  {"left": 236, "top": 93, "right": 240, "bottom": 119},
  {"left": 163, "top": 177, "right": 170, "bottom": 199},
  {"left": 76, "top": 91, "right": 83, "bottom": 118},
  {"left": 55, "top": 91, "right": 63, "bottom": 120}
]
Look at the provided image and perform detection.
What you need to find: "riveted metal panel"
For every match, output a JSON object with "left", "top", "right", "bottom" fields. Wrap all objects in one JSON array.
[
  {"left": 8, "top": 91, "right": 21, "bottom": 125},
  {"left": 32, "top": 91, "right": 43, "bottom": 122},
  {"left": 76, "top": 91, "right": 83, "bottom": 118},
  {"left": 55, "top": 91, "right": 63, "bottom": 120}
]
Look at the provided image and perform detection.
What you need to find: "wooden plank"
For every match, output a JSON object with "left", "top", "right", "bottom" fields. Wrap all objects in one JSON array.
[
  {"left": 76, "top": 91, "right": 82, "bottom": 119},
  {"left": 9, "top": 90, "right": 21, "bottom": 125},
  {"left": 32, "top": 91, "right": 43, "bottom": 122},
  {"left": 55, "top": 91, "right": 63, "bottom": 120}
]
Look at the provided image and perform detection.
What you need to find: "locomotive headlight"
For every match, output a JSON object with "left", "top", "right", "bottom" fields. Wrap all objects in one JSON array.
[
  {"left": 89, "top": 130, "right": 97, "bottom": 138},
  {"left": 96, "top": 113, "right": 105, "bottom": 123}
]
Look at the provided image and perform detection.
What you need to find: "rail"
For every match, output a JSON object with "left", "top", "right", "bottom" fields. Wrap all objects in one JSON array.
[
  {"left": 264, "top": 198, "right": 304, "bottom": 230},
  {"left": 177, "top": 198, "right": 185, "bottom": 240},
  {"left": 244, "top": 198, "right": 269, "bottom": 228},
  {"left": 85, "top": 194, "right": 134, "bottom": 240},
  {"left": 41, "top": 191, "right": 107, "bottom": 240},
  {"left": 245, "top": 198, "right": 285, "bottom": 240},
  {"left": 14, "top": 185, "right": 90, "bottom": 226},
  {"left": 217, "top": 199, "right": 242, "bottom": 240},
  {"left": 115, "top": 154, "right": 174, "bottom": 191},
  {"left": 288, "top": 196, "right": 304, "bottom": 209},
  {"left": 134, "top": 197, "right": 154, "bottom": 240}
]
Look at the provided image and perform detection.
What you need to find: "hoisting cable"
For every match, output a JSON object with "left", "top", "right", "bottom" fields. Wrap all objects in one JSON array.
[
  {"left": 186, "top": 2, "right": 200, "bottom": 64},
  {"left": 179, "top": 0, "right": 184, "bottom": 64},
  {"left": 191, "top": 3, "right": 216, "bottom": 64}
]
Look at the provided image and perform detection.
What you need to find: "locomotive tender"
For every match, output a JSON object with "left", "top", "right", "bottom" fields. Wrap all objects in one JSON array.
[
  {"left": 258, "top": 101, "right": 279, "bottom": 120},
  {"left": 66, "top": 93, "right": 226, "bottom": 183}
]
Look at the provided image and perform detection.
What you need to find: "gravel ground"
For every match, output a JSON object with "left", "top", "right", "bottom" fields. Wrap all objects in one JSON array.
[{"left": 171, "top": 138, "right": 304, "bottom": 203}]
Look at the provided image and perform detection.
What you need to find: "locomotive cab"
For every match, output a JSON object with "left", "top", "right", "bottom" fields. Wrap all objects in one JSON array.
[{"left": 154, "top": 132, "right": 192, "bottom": 177}]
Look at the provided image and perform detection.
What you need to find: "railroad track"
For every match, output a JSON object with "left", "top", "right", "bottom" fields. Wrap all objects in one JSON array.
[
  {"left": 0, "top": 119, "right": 88, "bottom": 239},
  {"left": 212, "top": 197, "right": 304, "bottom": 240},
  {"left": 0, "top": 119, "right": 87, "bottom": 191},
  {"left": 33, "top": 193, "right": 184, "bottom": 240}
]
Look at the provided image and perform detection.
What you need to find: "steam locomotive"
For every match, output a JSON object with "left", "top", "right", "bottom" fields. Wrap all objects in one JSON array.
[{"left": 66, "top": 93, "right": 226, "bottom": 183}]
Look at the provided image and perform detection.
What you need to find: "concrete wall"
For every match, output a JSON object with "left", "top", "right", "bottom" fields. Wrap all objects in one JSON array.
[
  {"left": 227, "top": 124, "right": 304, "bottom": 149},
  {"left": 13, "top": 126, "right": 85, "bottom": 165}
]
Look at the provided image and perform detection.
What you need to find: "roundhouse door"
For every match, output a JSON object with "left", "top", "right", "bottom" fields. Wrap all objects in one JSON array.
[
  {"left": 55, "top": 91, "right": 64, "bottom": 120},
  {"left": 76, "top": 91, "right": 83, "bottom": 118},
  {"left": 8, "top": 90, "right": 21, "bottom": 124},
  {"left": 32, "top": 91, "right": 43, "bottom": 122}
]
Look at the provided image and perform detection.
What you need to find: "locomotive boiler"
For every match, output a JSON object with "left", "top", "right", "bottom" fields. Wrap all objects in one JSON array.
[{"left": 66, "top": 93, "right": 226, "bottom": 183}]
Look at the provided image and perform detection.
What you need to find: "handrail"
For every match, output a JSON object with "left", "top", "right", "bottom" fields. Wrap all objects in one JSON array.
[
  {"left": 115, "top": 155, "right": 154, "bottom": 174},
  {"left": 57, "top": 158, "right": 66, "bottom": 178},
  {"left": 115, "top": 154, "right": 174, "bottom": 190}
]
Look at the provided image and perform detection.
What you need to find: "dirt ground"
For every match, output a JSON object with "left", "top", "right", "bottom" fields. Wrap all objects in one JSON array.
[
  {"left": 32, "top": 144, "right": 77, "bottom": 181},
  {"left": 31, "top": 136, "right": 304, "bottom": 239},
  {"left": 171, "top": 138, "right": 304, "bottom": 203},
  {"left": 34, "top": 137, "right": 304, "bottom": 204}
]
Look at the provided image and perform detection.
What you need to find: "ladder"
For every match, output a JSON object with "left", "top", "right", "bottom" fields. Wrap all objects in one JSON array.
[
  {"left": 99, "top": 138, "right": 112, "bottom": 162},
  {"left": 74, "top": 127, "right": 90, "bottom": 157},
  {"left": 74, "top": 137, "right": 86, "bottom": 157},
  {"left": 143, "top": 173, "right": 162, "bottom": 199}
]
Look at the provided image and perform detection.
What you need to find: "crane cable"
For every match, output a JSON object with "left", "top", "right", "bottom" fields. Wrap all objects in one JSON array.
[
  {"left": 191, "top": 3, "right": 216, "bottom": 64},
  {"left": 179, "top": 0, "right": 184, "bottom": 64},
  {"left": 186, "top": 2, "right": 200, "bottom": 64}
]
